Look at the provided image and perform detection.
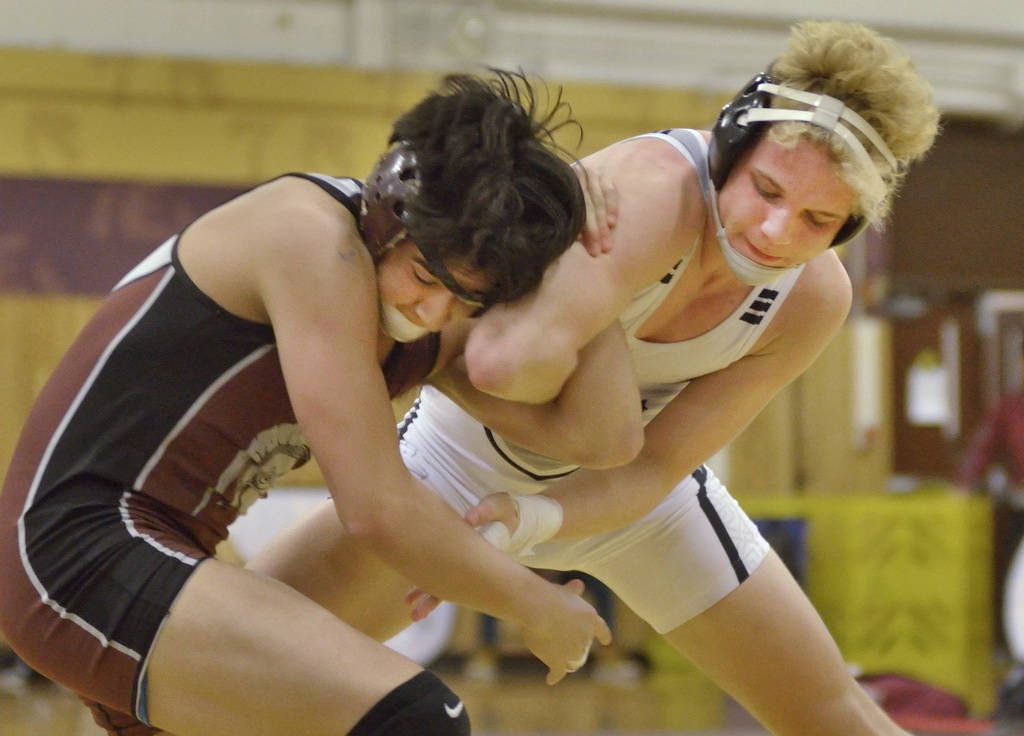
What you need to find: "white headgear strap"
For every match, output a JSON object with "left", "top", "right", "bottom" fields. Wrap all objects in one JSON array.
[{"left": 742, "top": 82, "right": 897, "bottom": 190}]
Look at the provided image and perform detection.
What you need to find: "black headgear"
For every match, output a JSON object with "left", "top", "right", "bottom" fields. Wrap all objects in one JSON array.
[
  {"left": 360, "top": 143, "right": 486, "bottom": 308},
  {"left": 708, "top": 71, "right": 896, "bottom": 247},
  {"left": 709, "top": 72, "right": 776, "bottom": 192},
  {"left": 360, "top": 142, "right": 419, "bottom": 259}
]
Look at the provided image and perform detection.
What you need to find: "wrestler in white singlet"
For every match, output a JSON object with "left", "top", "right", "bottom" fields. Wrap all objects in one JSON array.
[{"left": 399, "top": 130, "right": 802, "bottom": 635}]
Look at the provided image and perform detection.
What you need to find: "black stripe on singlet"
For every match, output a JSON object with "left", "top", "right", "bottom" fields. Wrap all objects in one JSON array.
[
  {"left": 284, "top": 173, "right": 362, "bottom": 221},
  {"left": 483, "top": 428, "right": 579, "bottom": 481},
  {"left": 397, "top": 397, "right": 420, "bottom": 440},
  {"left": 692, "top": 465, "right": 749, "bottom": 584}
]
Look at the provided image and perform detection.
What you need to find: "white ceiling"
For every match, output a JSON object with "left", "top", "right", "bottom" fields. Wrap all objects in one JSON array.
[{"left": 2, "top": 0, "right": 1022, "bottom": 123}]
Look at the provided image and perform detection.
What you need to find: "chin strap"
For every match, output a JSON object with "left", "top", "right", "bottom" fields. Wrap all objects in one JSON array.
[
  {"left": 379, "top": 301, "right": 430, "bottom": 343},
  {"left": 707, "top": 174, "right": 793, "bottom": 286}
]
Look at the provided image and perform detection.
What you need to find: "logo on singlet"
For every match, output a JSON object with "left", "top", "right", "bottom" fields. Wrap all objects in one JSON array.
[
  {"left": 739, "top": 287, "right": 780, "bottom": 325},
  {"left": 445, "top": 700, "right": 465, "bottom": 718},
  {"left": 208, "top": 423, "right": 311, "bottom": 515}
]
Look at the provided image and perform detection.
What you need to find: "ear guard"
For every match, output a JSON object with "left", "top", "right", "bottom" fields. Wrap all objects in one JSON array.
[
  {"left": 708, "top": 72, "right": 898, "bottom": 246},
  {"left": 708, "top": 73, "right": 775, "bottom": 192},
  {"left": 360, "top": 142, "right": 420, "bottom": 259},
  {"left": 360, "top": 143, "right": 487, "bottom": 308}
]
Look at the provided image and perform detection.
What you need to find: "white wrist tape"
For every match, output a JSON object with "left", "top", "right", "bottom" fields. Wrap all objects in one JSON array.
[{"left": 477, "top": 493, "right": 563, "bottom": 557}]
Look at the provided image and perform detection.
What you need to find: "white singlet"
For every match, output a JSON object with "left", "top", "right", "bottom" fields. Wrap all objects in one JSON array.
[{"left": 399, "top": 129, "right": 804, "bottom": 634}]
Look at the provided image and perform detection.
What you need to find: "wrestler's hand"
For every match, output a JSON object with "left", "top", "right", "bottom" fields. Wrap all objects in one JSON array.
[
  {"left": 573, "top": 163, "right": 618, "bottom": 256},
  {"left": 405, "top": 577, "right": 611, "bottom": 685},
  {"left": 521, "top": 577, "right": 612, "bottom": 685},
  {"left": 403, "top": 493, "right": 563, "bottom": 622},
  {"left": 476, "top": 493, "right": 563, "bottom": 557},
  {"left": 465, "top": 493, "right": 520, "bottom": 540},
  {"left": 403, "top": 494, "right": 523, "bottom": 622}
]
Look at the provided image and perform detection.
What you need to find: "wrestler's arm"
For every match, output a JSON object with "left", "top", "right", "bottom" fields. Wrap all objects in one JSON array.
[
  {"left": 472, "top": 253, "right": 853, "bottom": 538},
  {"left": 464, "top": 142, "right": 698, "bottom": 404},
  {"left": 429, "top": 320, "right": 644, "bottom": 468},
  {"left": 246, "top": 181, "right": 609, "bottom": 678}
]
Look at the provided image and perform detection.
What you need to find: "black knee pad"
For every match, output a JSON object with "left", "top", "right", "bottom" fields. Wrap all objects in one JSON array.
[{"left": 349, "top": 670, "right": 470, "bottom": 736}]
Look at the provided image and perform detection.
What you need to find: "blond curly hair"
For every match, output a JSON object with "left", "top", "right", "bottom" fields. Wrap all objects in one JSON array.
[{"left": 767, "top": 20, "right": 940, "bottom": 222}]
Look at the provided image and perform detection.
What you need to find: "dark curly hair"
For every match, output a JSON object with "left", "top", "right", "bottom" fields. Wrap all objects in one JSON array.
[{"left": 388, "top": 68, "right": 586, "bottom": 306}]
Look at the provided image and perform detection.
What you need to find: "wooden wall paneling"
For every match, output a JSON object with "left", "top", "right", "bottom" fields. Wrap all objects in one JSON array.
[
  {"left": 797, "top": 320, "right": 893, "bottom": 495},
  {"left": 891, "top": 298, "right": 982, "bottom": 480},
  {"left": 0, "top": 47, "right": 440, "bottom": 185},
  {"left": 0, "top": 46, "right": 728, "bottom": 186},
  {"left": 727, "top": 385, "right": 797, "bottom": 496},
  {"left": 888, "top": 120, "right": 1024, "bottom": 294},
  {"left": 728, "top": 319, "right": 894, "bottom": 498}
]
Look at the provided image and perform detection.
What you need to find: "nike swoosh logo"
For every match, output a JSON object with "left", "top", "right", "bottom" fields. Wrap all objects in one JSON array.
[{"left": 444, "top": 700, "right": 464, "bottom": 718}]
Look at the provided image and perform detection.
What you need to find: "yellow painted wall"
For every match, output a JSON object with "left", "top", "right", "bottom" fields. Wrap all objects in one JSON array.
[
  {"left": 730, "top": 320, "right": 894, "bottom": 497},
  {"left": 0, "top": 46, "right": 723, "bottom": 185},
  {"left": 655, "top": 491, "right": 994, "bottom": 714},
  {"left": 0, "top": 294, "right": 101, "bottom": 479}
]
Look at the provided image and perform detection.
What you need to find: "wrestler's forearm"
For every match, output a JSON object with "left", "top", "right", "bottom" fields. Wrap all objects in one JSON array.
[{"left": 544, "top": 459, "right": 672, "bottom": 539}]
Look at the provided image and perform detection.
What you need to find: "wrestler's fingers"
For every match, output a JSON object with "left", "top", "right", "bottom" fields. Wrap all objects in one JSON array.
[
  {"left": 601, "top": 174, "right": 619, "bottom": 229},
  {"left": 562, "top": 577, "right": 585, "bottom": 596},
  {"left": 404, "top": 587, "right": 423, "bottom": 606},
  {"left": 464, "top": 493, "right": 518, "bottom": 530},
  {"left": 546, "top": 664, "right": 567, "bottom": 686},
  {"left": 404, "top": 588, "right": 442, "bottom": 621},
  {"left": 410, "top": 594, "right": 442, "bottom": 621},
  {"left": 574, "top": 166, "right": 616, "bottom": 256},
  {"left": 595, "top": 615, "right": 613, "bottom": 646}
]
